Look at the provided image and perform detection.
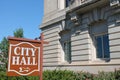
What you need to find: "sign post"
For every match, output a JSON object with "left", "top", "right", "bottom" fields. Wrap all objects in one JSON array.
[
  {"left": 40, "top": 33, "right": 43, "bottom": 80},
  {"left": 7, "top": 33, "right": 48, "bottom": 80}
]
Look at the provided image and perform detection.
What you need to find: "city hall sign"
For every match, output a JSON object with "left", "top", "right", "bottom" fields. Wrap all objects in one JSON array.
[{"left": 7, "top": 37, "right": 44, "bottom": 76}]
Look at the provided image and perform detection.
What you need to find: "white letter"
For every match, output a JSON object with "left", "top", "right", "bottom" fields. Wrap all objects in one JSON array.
[
  {"left": 25, "top": 48, "right": 29, "bottom": 56},
  {"left": 32, "top": 57, "right": 37, "bottom": 65},
  {"left": 27, "top": 57, "right": 32, "bottom": 65},
  {"left": 21, "top": 47, "right": 25, "bottom": 56},
  {"left": 14, "top": 47, "right": 20, "bottom": 55},
  {"left": 31, "top": 48, "right": 36, "bottom": 56},
  {"left": 20, "top": 57, "right": 26, "bottom": 65},
  {"left": 12, "top": 56, "right": 20, "bottom": 65}
]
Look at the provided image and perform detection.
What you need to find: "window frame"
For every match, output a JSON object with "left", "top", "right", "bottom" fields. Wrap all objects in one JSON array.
[
  {"left": 63, "top": 40, "right": 71, "bottom": 63},
  {"left": 65, "top": 0, "right": 75, "bottom": 7},
  {"left": 89, "top": 21, "right": 110, "bottom": 61},
  {"left": 65, "top": 0, "right": 70, "bottom": 7},
  {"left": 59, "top": 30, "right": 71, "bottom": 63},
  {"left": 94, "top": 33, "right": 110, "bottom": 60}
]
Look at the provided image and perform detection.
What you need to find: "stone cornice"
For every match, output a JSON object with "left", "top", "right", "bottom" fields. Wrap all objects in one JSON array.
[
  {"left": 67, "top": 0, "right": 107, "bottom": 13},
  {"left": 40, "top": 0, "right": 109, "bottom": 29},
  {"left": 40, "top": 8, "right": 68, "bottom": 29},
  {"left": 40, "top": 15, "right": 66, "bottom": 29}
]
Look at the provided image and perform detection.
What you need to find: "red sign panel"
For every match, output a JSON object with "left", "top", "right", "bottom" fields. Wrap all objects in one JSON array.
[{"left": 7, "top": 37, "right": 42, "bottom": 76}]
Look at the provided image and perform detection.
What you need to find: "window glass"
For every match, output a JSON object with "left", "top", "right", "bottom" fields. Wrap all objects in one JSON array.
[
  {"left": 103, "top": 35, "right": 110, "bottom": 58},
  {"left": 63, "top": 41, "right": 71, "bottom": 62},
  {"left": 89, "top": 21, "right": 110, "bottom": 60},
  {"left": 95, "top": 34, "right": 109, "bottom": 59},
  {"left": 59, "top": 30, "right": 71, "bottom": 63},
  {"left": 66, "top": 0, "right": 70, "bottom": 7},
  {"left": 96, "top": 36, "right": 103, "bottom": 58}
]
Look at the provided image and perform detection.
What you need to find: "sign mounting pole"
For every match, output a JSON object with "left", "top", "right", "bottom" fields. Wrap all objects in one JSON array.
[{"left": 40, "top": 33, "right": 43, "bottom": 80}]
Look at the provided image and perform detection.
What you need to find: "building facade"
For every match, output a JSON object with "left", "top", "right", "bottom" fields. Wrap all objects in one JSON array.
[{"left": 40, "top": 0, "right": 120, "bottom": 73}]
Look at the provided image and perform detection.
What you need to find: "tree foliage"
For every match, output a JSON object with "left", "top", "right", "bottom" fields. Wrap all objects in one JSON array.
[
  {"left": 0, "top": 37, "right": 9, "bottom": 58},
  {"left": 0, "top": 28, "right": 24, "bottom": 78},
  {"left": 0, "top": 37, "right": 9, "bottom": 71},
  {"left": 13, "top": 28, "right": 24, "bottom": 38}
]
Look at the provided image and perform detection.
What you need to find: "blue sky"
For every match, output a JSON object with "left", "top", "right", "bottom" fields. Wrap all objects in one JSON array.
[{"left": 0, "top": 0, "right": 43, "bottom": 42}]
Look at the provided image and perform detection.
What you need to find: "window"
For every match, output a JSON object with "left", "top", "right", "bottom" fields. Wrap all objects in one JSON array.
[
  {"left": 63, "top": 41, "right": 71, "bottom": 62},
  {"left": 65, "top": 0, "right": 74, "bottom": 7},
  {"left": 95, "top": 34, "right": 110, "bottom": 58},
  {"left": 59, "top": 30, "right": 71, "bottom": 63},
  {"left": 90, "top": 21, "right": 110, "bottom": 60},
  {"left": 66, "top": 0, "right": 71, "bottom": 7}
]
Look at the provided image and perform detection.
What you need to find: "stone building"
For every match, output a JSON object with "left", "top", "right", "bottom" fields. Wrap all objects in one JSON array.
[{"left": 40, "top": 0, "right": 120, "bottom": 73}]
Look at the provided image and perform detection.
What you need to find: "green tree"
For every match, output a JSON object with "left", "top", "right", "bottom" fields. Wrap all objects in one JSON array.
[
  {"left": 13, "top": 28, "right": 24, "bottom": 38},
  {"left": 0, "top": 28, "right": 24, "bottom": 79},
  {"left": 0, "top": 37, "right": 9, "bottom": 71},
  {"left": 0, "top": 28, "right": 24, "bottom": 70},
  {"left": 0, "top": 37, "right": 9, "bottom": 58}
]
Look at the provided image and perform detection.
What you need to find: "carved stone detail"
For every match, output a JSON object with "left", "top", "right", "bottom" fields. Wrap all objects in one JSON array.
[
  {"left": 70, "top": 0, "right": 75, "bottom": 4},
  {"left": 88, "top": 7, "right": 109, "bottom": 25},
  {"left": 110, "top": 0, "right": 120, "bottom": 7},
  {"left": 69, "top": 12, "right": 80, "bottom": 26},
  {"left": 59, "top": 20, "right": 65, "bottom": 32}
]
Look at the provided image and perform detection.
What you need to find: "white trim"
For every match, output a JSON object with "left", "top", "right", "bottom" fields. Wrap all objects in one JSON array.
[
  {"left": 59, "top": 42, "right": 65, "bottom": 62},
  {"left": 90, "top": 36, "right": 96, "bottom": 61}
]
